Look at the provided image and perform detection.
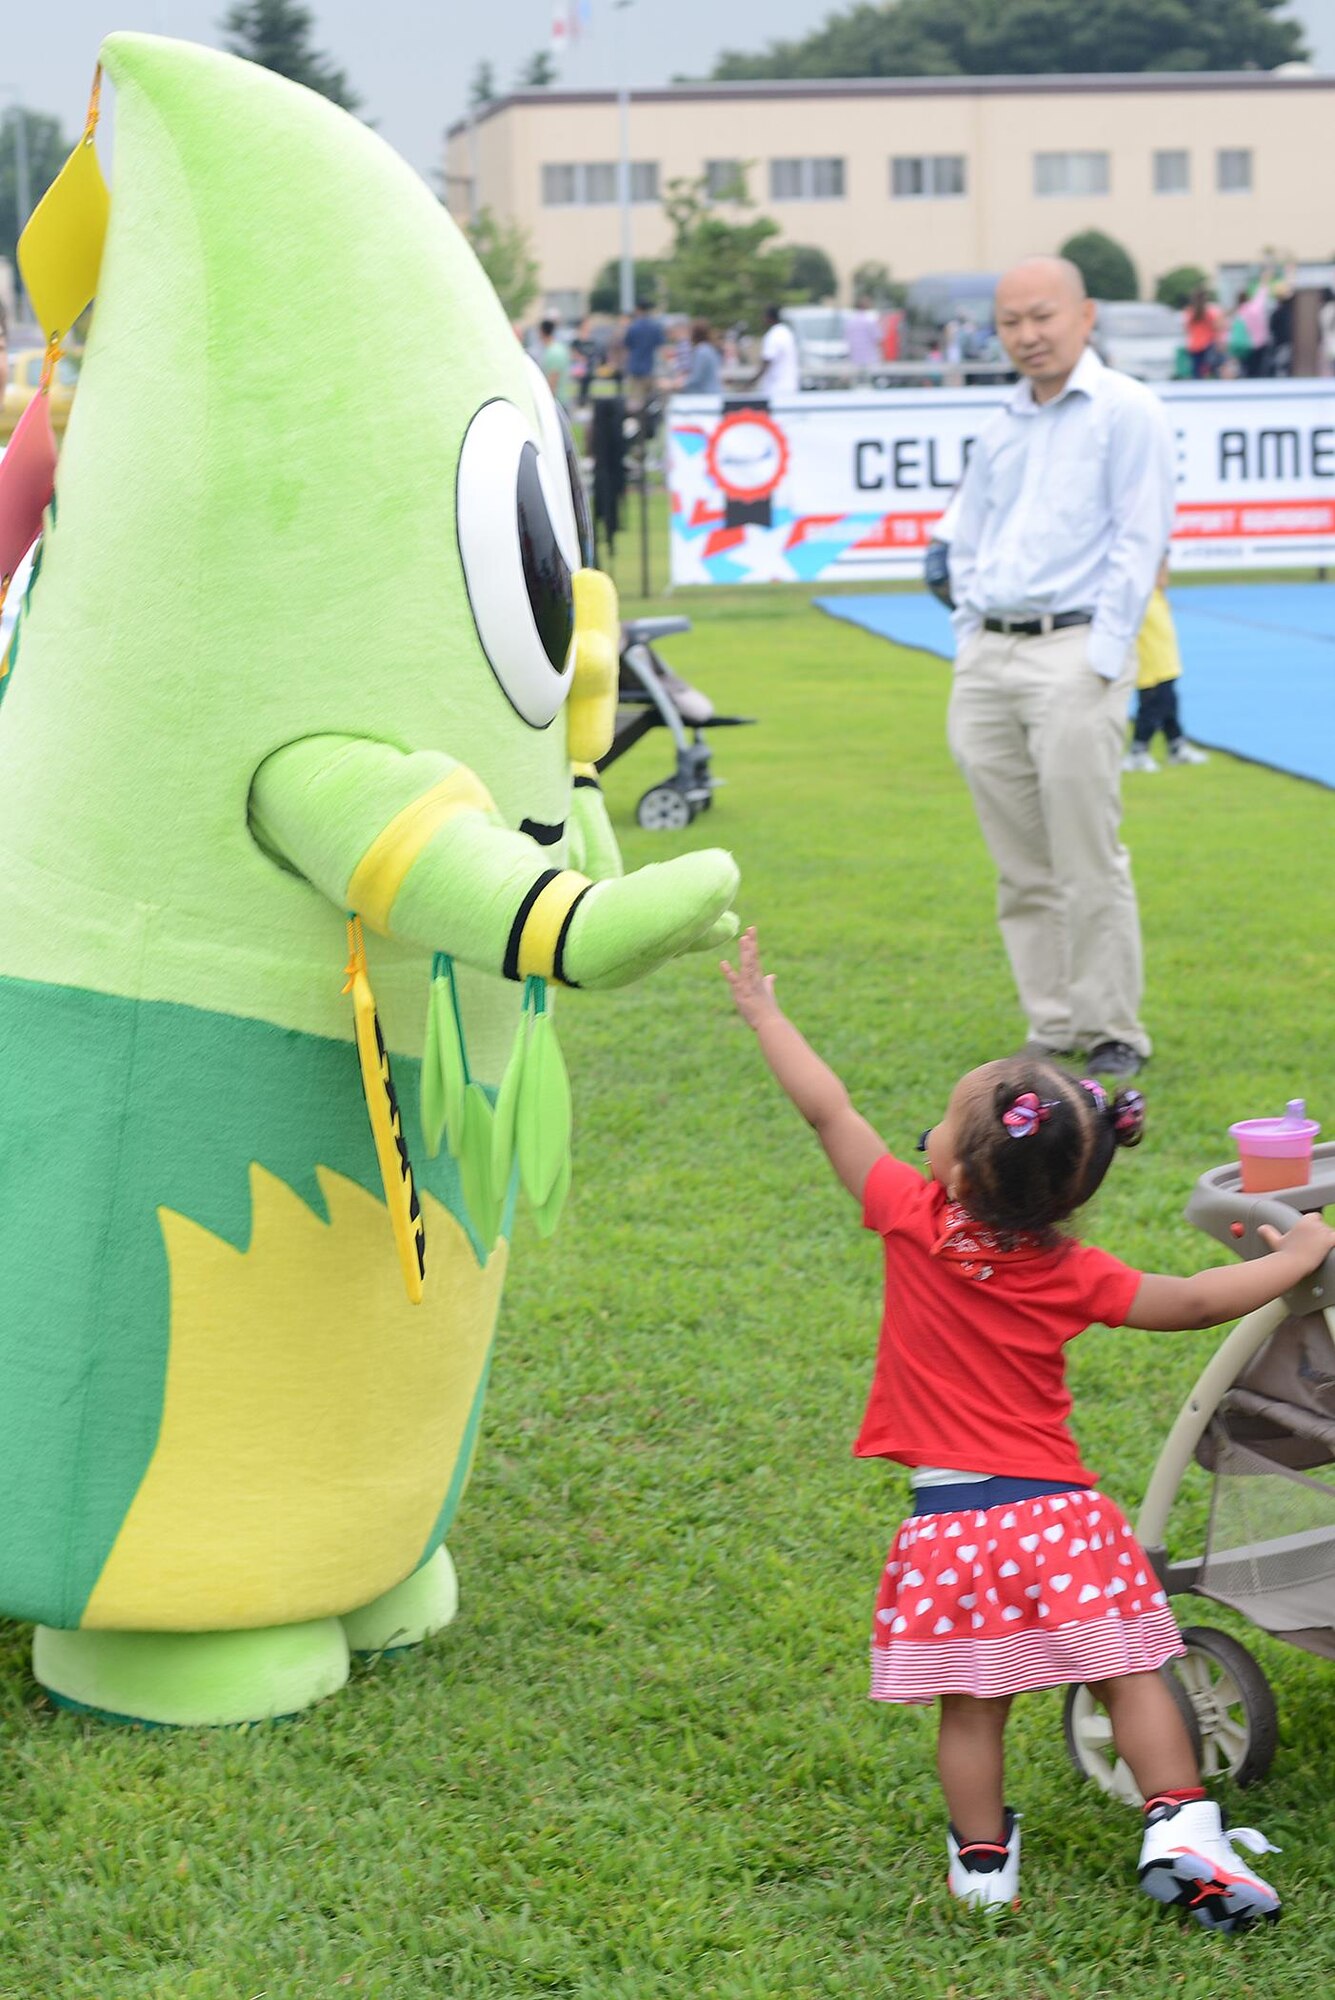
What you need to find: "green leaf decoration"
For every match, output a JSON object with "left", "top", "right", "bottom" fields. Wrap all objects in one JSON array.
[
  {"left": 516, "top": 1011, "right": 572, "bottom": 1211},
  {"left": 531, "top": 1152, "right": 571, "bottom": 1240},
  {"left": 420, "top": 983, "right": 447, "bottom": 1159},
  {"left": 491, "top": 1011, "right": 528, "bottom": 1197},
  {"left": 432, "top": 967, "right": 468, "bottom": 1158},
  {"left": 457, "top": 1080, "right": 501, "bottom": 1250}
]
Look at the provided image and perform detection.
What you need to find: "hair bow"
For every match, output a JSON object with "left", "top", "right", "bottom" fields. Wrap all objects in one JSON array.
[
  {"left": 1080, "top": 1078, "right": 1109, "bottom": 1114},
  {"left": 1001, "top": 1091, "right": 1058, "bottom": 1139}
]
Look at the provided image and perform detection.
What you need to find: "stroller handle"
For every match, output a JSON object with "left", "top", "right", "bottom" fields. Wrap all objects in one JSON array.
[{"left": 1185, "top": 1146, "right": 1335, "bottom": 1319}]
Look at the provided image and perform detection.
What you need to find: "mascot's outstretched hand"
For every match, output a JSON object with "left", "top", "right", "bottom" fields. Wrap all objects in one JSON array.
[{"left": 250, "top": 736, "right": 739, "bottom": 991}]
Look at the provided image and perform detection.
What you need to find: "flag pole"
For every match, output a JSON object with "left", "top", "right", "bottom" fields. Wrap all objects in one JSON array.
[{"left": 614, "top": 0, "right": 635, "bottom": 314}]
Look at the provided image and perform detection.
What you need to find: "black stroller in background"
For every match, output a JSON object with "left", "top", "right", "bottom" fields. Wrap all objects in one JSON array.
[
  {"left": 584, "top": 382, "right": 753, "bottom": 828},
  {"left": 599, "top": 618, "right": 754, "bottom": 830}
]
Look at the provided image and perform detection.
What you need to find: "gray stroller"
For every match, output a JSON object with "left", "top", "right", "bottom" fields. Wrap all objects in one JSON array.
[
  {"left": 599, "top": 617, "right": 754, "bottom": 831},
  {"left": 1064, "top": 1144, "right": 1335, "bottom": 1802}
]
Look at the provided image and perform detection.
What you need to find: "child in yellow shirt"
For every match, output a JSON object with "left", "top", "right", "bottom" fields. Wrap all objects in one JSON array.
[{"left": 1123, "top": 562, "right": 1209, "bottom": 773}]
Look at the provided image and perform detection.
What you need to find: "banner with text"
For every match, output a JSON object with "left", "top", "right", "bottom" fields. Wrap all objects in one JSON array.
[{"left": 667, "top": 382, "right": 1335, "bottom": 586}]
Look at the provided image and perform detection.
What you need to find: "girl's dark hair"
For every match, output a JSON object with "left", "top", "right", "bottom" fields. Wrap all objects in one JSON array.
[{"left": 954, "top": 1058, "right": 1143, "bottom": 1234}]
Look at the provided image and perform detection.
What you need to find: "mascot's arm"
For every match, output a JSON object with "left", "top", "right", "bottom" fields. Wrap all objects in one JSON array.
[
  {"left": 565, "top": 763, "right": 623, "bottom": 882},
  {"left": 250, "top": 734, "right": 737, "bottom": 990}
]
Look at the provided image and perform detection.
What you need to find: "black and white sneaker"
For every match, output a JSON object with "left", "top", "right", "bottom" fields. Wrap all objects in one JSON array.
[
  {"left": 1139, "top": 1798, "right": 1281, "bottom": 1932},
  {"left": 947, "top": 1807, "right": 1021, "bottom": 1909}
]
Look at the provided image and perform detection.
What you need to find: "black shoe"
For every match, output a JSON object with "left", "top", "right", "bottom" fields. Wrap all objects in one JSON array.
[{"left": 1084, "top": 1040, "right": 1146, "bottom": 1079}]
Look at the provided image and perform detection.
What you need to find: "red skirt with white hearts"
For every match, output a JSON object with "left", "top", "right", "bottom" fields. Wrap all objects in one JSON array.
[{"left": 869, "top": 1488, "right": 1183, "bottom": 1704}]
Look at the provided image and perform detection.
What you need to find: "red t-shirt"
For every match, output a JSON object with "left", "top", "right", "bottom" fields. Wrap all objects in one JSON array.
[{"left": 856, "top": 1153, "right": 1142, "bottom": 1485}]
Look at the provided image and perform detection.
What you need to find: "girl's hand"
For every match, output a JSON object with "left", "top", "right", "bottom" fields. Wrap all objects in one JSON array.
[
  {"left": 721, "top": 925, "right": 780, "bottom": 1029},
  {"left": 1258, "top": 1211, "right": 1335, "bottom": 1272}
]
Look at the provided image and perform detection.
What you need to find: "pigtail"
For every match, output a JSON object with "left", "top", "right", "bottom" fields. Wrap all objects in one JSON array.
[
  {"left": 1080, "top": 1076, "right": 1145, "bottom": 1149},
  {"left": 1111, "top": 1088, "right": 1146, "bottom": 1148}
]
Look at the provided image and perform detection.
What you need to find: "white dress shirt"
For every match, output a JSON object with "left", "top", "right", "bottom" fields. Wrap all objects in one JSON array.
[
  {"left": 948, "top": 347, "right": 1175, "bottom": 680},
  {"left": 760, "top": 321, "right": 800, "bottom": 396}
]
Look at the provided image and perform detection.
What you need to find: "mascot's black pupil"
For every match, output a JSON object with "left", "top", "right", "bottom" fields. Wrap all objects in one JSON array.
[
  {"left": 557, "top": 402, "right": 596, "bottom": 569},
  {"left": 516, "top": 442, "right": 574, "bottom": 673}
]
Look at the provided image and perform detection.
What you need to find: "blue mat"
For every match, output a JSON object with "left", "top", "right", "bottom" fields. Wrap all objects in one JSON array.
[{"left": 815, "top": 584, "right": 1335, "bottom": 789}]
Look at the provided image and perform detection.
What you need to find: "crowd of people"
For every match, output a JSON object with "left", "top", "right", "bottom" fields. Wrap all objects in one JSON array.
[
  {"left": 1179, "top": 269, "right": 1314, "bottom": 380},
  {"left": 520, "top": 298, "right": 812, "bottom": 415},
  {"left": 519, "top": 301, "right": 728, "bottom": 415},
  {"left": 513, "top": 257, "right": 1335, "bottom": 409}
]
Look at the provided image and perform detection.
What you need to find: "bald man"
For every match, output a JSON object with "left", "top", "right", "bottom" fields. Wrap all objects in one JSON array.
[{"left": 945, "top": 258, "right": 1174, "bottom": 1079}]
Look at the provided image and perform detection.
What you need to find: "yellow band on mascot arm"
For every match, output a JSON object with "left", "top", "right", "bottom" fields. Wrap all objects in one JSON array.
[{"left": 347, "top": 766, "right": 496, "bottom": 933}]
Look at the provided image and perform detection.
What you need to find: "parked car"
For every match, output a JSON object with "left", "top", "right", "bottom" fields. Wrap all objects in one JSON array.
[
  {"left": 1092, "top": 301, "right": 1181, "bottom": 382},
  {"left": 781, "top": 306, "right": 853, "bottom": 390},
  {"left": 903, "top": 272, "right": 1001, "bottom": 359},
  {"left": 1, "top": 346, "right": 81, "bottom": 443}
]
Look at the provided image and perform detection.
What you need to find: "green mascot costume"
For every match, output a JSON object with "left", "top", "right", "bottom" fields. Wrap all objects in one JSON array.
[{"left": 0, "top": 36, "right": 739, "bottom": 1726}]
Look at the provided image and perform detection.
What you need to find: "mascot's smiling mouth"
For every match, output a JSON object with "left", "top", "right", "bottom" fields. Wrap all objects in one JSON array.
[{"left": 519, "top": 816, "right": 566, "bottom": 847}]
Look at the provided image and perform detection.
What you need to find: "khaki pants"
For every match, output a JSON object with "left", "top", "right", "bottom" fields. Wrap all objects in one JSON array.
[{"left": 947, "top": 624, "right": 1149, "bottom": 1057}]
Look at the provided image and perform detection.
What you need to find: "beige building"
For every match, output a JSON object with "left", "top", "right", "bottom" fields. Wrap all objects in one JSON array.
[{"left": 444, "top": 69, "right": 1335, "bottom": 318}]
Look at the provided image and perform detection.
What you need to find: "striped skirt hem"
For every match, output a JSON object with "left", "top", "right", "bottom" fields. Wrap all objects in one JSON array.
[{"left": 869, "top": 1604, "right": 1185, "bottom": 1704}]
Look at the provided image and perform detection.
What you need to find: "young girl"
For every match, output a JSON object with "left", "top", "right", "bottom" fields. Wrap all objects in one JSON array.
[{"left": 723, "top": 928, "right": 1334, "bottom": 1928}]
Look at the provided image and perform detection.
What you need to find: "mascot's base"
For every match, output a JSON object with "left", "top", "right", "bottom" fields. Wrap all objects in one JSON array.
[
  {"left": 342, "top": 1545, "right": 458, "bottom": 1656},
  {"left": 33, "top": 1548, "right": 459, "bottom": 1726}
]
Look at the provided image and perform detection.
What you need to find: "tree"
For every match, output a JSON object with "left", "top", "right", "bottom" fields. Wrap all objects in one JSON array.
[
  {"left": 851, "top": 260, "right": 908, "bottom": 307},
  {"left": 786, "top": 245, "right": 838, "bottom": 303},
  {"left": 516, "top": 50, "right": 557, "bottom": 88},
  {"left": 467, "top": 208, "right": 539, "bottom": 321},
  {"left": 1060, "top": 228, "right": 1139, "bottom": 302},
  {"left": 1155, "top": 263, "right": 1211, "bottom": 309},
  {"left": 708, "top": 0, "right": 1308, "bottom": 80},
  {"left": 220, "top": 0, "right": 361, "bottom": 110},
  {"left": 468, "top": 61, "right": 497, "bottom": 110},
  {"left": 588, "top": 257, "right": 664, "bottom": 314},
  {"left": 659, "top": 175, "right": 793, "bottom": 330},
  {"left": 0, "top": 106, "right": 73, "bottom": 275}
]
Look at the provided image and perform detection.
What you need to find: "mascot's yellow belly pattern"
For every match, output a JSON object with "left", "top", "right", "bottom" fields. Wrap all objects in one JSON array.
[{"left": 84, "top": 1166, "right": 507, "bottom": 1632}]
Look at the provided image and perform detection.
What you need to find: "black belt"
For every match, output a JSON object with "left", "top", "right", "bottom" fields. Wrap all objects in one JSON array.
[{"left": 982, "top": 611, "right": 1093, "bottom": 637}]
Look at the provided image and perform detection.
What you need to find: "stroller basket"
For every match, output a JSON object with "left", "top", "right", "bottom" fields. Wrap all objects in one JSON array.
[{"left": 1197, "top": 1419, "right": 1335, "bottom": 1659}]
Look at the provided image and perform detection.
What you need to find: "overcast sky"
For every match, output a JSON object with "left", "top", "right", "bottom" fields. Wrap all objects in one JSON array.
[{"left": 5, "top": 0, "right": 1334, "bottom": 184}]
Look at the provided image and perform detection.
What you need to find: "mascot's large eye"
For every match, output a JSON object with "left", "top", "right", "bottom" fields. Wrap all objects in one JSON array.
[{"left": 457, "top": 398, "right": 576, "bottom": 728}]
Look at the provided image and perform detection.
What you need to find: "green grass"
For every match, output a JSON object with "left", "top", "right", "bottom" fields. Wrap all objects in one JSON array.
[{"left": 3, "top": 587, "right": 1333, "bottom": 1997}]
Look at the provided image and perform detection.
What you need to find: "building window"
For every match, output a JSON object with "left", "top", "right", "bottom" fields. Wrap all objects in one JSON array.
[
  {"left": 769, "top": 156, "right": 845, "bottom": 201},
  {"left": 891, "top": 154, "right": 967, "bottom": 198},
  {"left": 541, "top": 163, "right": 578, "bottom": 206},
  {"left": 541, "top": 161, "right": 660, "bottom": 206},
  {"left": 1153, "top": 149, "right": 1190, "bottom": 195},
  {"left": 1033, "top": 151, "right": 1110, "bottom": 197},
  {"left": 704, "top": 158, "right": 746, "bottom": 200},
  {"left": 1217, "top": 148, "right": 1253, "bottom": 193}
]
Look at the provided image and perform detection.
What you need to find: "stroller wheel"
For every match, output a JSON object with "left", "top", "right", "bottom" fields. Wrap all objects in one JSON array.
[
  {"left": 636, "top": 783, "right": 694, "bottom": 831},
  {"left": 1175, "top": 1626, "right": 1278, "bottom": 1788},
  {"left": 1062, "top": 1667, "right": 1203, "bottom": 1807}
]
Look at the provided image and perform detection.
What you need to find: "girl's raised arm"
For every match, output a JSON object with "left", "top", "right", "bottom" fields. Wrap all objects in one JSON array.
[{"left": 723, "top": 927, "right": 887, "bottom": 1201}]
